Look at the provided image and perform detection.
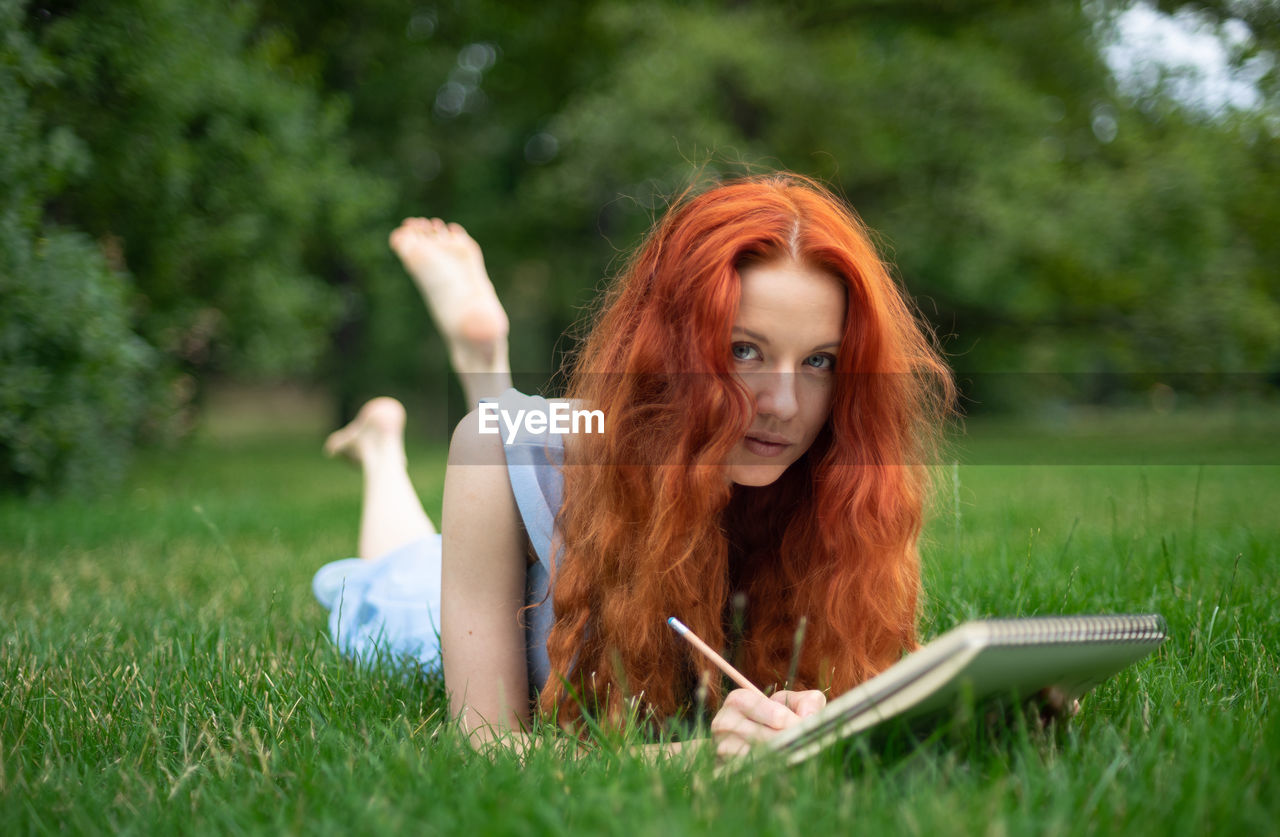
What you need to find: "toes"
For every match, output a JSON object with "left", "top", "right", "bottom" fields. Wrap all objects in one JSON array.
[
  {"left": 390, "top": 218, "right": 430, "bottom": 247},
  {"left": 392, "top": 217, "right": 474, "bottom": 245},
  {"left": 323, "top": 424, "right": 359, "bottom": 459}
]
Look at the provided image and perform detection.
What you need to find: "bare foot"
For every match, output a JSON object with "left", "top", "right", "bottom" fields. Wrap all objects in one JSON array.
[
  {"left": 389, "top": 218, "right": 510, "bottom": 377},
  {"left": 324, "top": 397, "right": 407, "bottom": 464}
]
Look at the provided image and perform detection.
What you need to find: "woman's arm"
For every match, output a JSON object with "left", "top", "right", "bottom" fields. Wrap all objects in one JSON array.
[{"left": 441, "top": 408, "right": 532, "bottom": 743}]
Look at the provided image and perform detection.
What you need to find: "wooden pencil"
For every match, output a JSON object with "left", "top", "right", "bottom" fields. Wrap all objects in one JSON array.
[{"left": 667, "top": 616, "right": 767, "bottom": 698}]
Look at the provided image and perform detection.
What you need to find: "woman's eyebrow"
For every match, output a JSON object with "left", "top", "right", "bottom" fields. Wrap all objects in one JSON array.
[
  {"left": 732, "top": 326, "right": 841, "bottom": 352},
  {"left": 732, "top": 326, "right": 769, "bottom": 343}
]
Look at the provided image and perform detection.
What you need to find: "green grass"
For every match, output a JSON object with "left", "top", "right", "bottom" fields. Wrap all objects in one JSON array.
[{"left": 2, "top": 409, "right": 1277, "bottom": 834}]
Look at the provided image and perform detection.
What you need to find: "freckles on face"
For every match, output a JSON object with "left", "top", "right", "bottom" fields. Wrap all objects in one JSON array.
[{"left": 724, "top": 258, "right": 847, "bottom": 487}]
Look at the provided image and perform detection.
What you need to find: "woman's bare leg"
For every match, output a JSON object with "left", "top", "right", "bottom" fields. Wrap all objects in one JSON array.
[
  {"left": 325, "top": 397, "right": 434, "bottom": 560},
  {"left": 389, "top": 217, "right": 512, "bottom": 406},
  {"left": 324, "top": 217, "right": 515, "bottom": 560}
]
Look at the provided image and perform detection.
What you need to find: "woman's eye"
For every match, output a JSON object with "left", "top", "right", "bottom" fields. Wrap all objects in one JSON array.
[
  {"left": 805, "top": 353, "right": 835, "bottom": 371},
  {"left": 732, "top": 344, "right": 760, "bottom": 362}
]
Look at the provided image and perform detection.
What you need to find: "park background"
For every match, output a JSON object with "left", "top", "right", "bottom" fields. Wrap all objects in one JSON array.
[
  {"left": 3, "top": 0, "right": 1279, "bottom": 489},
  {"left": 2, "top": 0, "right": 1278, "bottom": 833}
]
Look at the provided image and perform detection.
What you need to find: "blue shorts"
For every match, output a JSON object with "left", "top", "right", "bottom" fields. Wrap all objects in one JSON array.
[{"left": 312, "top": 535, "right": 443, "bottom": 671}]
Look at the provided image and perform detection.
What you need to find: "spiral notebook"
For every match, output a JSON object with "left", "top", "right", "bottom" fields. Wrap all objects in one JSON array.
[{"left": 759, "top": 614, "right": 1167, "bottom": 767}]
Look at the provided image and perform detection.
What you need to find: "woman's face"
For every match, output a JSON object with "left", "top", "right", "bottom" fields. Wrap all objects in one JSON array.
[{"left": 724, "top": 258, "right": 846, "bottom": 487}]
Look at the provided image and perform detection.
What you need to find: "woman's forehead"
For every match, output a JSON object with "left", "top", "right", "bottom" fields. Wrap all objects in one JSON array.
[{"left": 734, "top": 260, "right": 846, "bottom": 345}]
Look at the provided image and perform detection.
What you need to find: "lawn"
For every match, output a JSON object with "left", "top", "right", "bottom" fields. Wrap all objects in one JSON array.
[{"left": 2, "top": 400, "right": 1276, "bottom": 834}]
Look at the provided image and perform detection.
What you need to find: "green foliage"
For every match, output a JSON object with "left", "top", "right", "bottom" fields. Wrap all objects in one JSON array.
[
  {"left": 2, "top": 0, "right": 394, "bottom": 493},
  {"left": 255, "top": 0, "right": 610, "bottom": 400},
  {"left": 5, "top": 0, "right": 1279, "bottom": 492},
  {"left": 264, "top": 0, "right": 1280, "bottom": 404},
  {"left": 514, "top": 1, "right": 1280, "bottom": 376},
  {"left": 31, "top": 0, "right": 392, "bottom": 378},
  {"left": 0, "top": 0, "right": 157, "bottom": 494},
  {"left": 0, "top": 228, "right": 158, "bottom": 494}
]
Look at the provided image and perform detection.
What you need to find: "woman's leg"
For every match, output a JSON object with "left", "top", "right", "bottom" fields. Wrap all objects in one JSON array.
[
  {"left": 325, "top": 218, "right": 514, "bottom": 560},
  {"left": 389, "top": 217, "right": 512, "bottom": 407},
  {"left": 325, "top": 397, "right": 435, "bottom": 560}
]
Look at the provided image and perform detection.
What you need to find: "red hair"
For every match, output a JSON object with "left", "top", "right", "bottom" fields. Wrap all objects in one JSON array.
[{"left": 539, "top": 174, "right": 953, "bottom": 727}]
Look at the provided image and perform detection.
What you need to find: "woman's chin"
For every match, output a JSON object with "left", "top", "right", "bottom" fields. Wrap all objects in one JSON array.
[{"left": 725, "top": 462, "right": 787, "bottom": 488}]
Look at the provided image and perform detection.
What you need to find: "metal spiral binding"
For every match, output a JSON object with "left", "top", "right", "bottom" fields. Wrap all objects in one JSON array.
[{"left": 977, "top": 614, "right": 1167, "bottom": 645}]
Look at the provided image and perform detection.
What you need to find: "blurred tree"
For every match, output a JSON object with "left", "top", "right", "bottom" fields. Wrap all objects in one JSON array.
[
  {"left": 7, "top": 0, "right": 1276, "bottom": 494},
  {"left": 29, "top": 0, "right": 391, "bottom": 385},
  {"left": 1, "top": 0, "right": 158, "bottom": 493},
  {"left": 4, "top": 0, "right": 396, "bottom": 492},
  {"left": 254, "top": 0, "right": 608, "bottom": 414},
  {"left": 520, "top": 2, "right": 1279, "bottom": 383},
  {"left": 263, "top": 0, "right": 1279, "bottom": 415}
]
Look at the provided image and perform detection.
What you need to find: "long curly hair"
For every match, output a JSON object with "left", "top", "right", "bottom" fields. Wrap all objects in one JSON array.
[{"left": 538, "top": 173, "right": 954, "bottom": 727}]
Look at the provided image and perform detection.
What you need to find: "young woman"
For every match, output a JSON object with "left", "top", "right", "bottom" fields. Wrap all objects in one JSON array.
[{"left": 314, "top": 174, "right": 954, "bottom": 758}]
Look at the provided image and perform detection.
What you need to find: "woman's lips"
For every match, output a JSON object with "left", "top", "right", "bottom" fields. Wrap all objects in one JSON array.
[{"left": 743, "top": 434, "right": 790, "bottom": 457}]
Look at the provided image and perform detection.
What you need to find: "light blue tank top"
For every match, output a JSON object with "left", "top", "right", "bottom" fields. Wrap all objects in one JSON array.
[{"left": 491, "top": 388, "right": 565, "bottom": 691}]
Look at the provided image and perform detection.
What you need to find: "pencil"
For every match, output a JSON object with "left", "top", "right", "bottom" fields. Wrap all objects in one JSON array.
[{"left": 667, "top": 616, "right": 767, "bottom": 698}]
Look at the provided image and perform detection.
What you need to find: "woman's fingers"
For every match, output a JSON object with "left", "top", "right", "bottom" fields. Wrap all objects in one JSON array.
[
  {"left": 715, "top": 689, "right": 795, "bottom": 732},
  {"left": 771, "top": 689, "right": 827, "bottom": 718},
  {"left": 738, "top": 689, "right": 798, "bottom": 730},
  {"left": 710, "top": 688, "right": 813, "bottom": 760}
]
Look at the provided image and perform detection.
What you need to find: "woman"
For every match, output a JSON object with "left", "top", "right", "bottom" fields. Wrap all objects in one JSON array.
[{"left": 315, "top": 174, "right": 954, "bottom": 758}]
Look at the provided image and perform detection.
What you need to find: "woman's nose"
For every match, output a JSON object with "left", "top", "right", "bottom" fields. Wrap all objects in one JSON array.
[{"left": 749, "top": 372, "right": 799, "bottom": 421}]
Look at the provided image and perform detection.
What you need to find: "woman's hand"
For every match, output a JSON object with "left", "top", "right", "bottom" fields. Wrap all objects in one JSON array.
[{"left": 710, "top": 689, "right": 827, "bottom": 760}]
